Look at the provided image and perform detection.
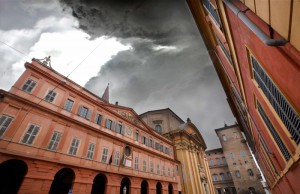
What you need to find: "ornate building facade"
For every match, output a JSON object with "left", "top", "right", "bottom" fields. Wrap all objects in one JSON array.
[
  {"left": 140, "top": 109, "right": 215, "bottom": 194},
  {"left": 186, "top": 0, "right": 300, "bottom": 193},
  {"left": 0, "top": 59, "right": 182, "bottom": 194}
]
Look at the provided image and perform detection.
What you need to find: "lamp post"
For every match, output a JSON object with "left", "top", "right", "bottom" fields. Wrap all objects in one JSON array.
[{"left": 123, "top": 186, "right": 127, "bottom": 194}]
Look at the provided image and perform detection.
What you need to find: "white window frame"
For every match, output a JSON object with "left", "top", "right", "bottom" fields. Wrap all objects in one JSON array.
[
  {"left": 64, "top": 98, "right": 74, "bottom": 112},
  {"left": 101, "top": 147, "right": 108, "bottom": 163},
  {"left": 44, "top": 90, "right": 57, "bottom": 103},
  {"left": 86, "top": 142, "right": 95, "bottom": 159},
  {"left": 69, "top": 138, "right": 80, "bottom": 156},
  {"left": 114, "top": 151, "right": 120, "bottom": 165},
  {"left": 48, "top": 131, "right": 62, "bottom": 151},
  {"left": 143, "top": 160, "right": 147, "bottom": 172},
  {"left": 0, "top": 115, "right": 13, "bottom": 137},
  {"left": 134, "top": 157, "right": 139, "bottom": 170},
  {"left": 22, "top": 78, "right": 36, "bottom": 93}
]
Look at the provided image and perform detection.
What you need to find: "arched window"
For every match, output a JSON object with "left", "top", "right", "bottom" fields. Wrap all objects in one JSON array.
[
  {"left": 235, "top": 170, "right": 241, "bottom": 178},
  {"left": 155, "top": 125, "right": 162, "bottom": 133},
  {"left": 220, "top": 173, "right": 225, "bottom": 181},
  {"left": 247, "top": 169, "right": 254, "bottom": 176}
]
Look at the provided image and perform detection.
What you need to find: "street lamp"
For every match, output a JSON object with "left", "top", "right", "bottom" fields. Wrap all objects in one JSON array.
[{"left": 123, "top": 186, "right": 127, "bottom": 194}]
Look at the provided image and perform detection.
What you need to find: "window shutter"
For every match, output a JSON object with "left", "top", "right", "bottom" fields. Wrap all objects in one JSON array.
[
  {"left": 121, "top": 125, "right": 125, "bottom": 135},
  {"left": 86, "top": 109, "right": 92, "bottom": 120},
  {"left": 78, "top": 105, "right": 83, "bottom": 115},
  {"left": 111, "top": 121, "right": 115, "bottom": 131}
]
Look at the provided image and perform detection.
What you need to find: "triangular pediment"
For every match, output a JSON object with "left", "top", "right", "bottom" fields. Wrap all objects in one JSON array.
[{"left": 183, "top": 123, "right": 207, "bottom": 149}]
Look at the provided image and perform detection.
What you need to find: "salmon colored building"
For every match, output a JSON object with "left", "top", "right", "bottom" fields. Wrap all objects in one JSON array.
[
  {"left": 186, "top": 0, "right": 300, "bottom": 193},
  {"left": 0, "top": 59, "right": 182, "bottom": 194}
]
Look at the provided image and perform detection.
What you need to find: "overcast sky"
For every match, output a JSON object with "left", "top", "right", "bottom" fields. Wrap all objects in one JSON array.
[{"left": 0, "top": 0, "right": 235, "bottom": 149}]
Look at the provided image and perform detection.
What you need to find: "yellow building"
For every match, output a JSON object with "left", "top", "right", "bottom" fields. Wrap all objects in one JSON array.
[{"left": 140, "top": 109, "right": 215, "bottom": 194}]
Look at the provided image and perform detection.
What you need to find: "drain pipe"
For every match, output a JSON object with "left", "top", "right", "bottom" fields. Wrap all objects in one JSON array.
[{"left": 222, "top": 0, "right": 287, "bottom": 46}]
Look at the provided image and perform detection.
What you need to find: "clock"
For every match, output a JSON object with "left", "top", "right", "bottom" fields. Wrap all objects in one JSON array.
[{"left": 126, "top": 127, "right": 132, "bottom": 136}]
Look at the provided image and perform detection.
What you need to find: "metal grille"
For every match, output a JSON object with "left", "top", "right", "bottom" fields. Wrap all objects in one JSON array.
[
  {"left": 252, "top": 55, "right": 300, "bottom": 144},
  {"left": 203, "top": 0, "right": 221, "bottom": 27},
  {"left": 258, "top": 102, "right": 291, "bottom": 161}
]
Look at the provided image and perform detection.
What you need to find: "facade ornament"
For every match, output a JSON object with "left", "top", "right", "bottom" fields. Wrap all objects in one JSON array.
[{"left": 37, "top": 56, "right": 52, "bottom": 68}]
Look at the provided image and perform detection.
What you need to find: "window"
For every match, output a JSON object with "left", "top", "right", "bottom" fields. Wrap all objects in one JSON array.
[
  {"left": 116, "top": 123, "right": 123, "bottom": 134},
  {"left": 95, "top": 113, "right": 102, "bottom": 125},
  {"left": 143, "top": 160, "right": 147, "bottom": 172},
  {"left": 150, "top": 161, "right": 153, "bottom": 173},
  {"left": 78, "top": 105, "right": 91, "bottom": 120},
  {"left": 172, "top": 168, "right": 174, "bottom": 177},
  {"left": 157, "top": 164, "right": 160, "bottom": 175},
  {"left": 114, "top": 151, "right": 120, "bottom": 165},
  {"left": 22, "top": 124, "right": 40, "bottom": 145},
  {"left": 155, "top": 142, "right": 160, "bottom": 150},
  {"left": 212, "top": 174, "right": 218, "bottom": 181},
  {"left": 22, "top": 79, "right": 36, "bottom": 93},
  {"left": 48, "top": 131, "right": 62, "bottom": 151},
  {"left": 220, "top": 173, "right": 225, "bottom": 181},
  {"left": 216, "top": 35, "right": 232, "bottom": 64},
  {"left": 235, "top": 170, "right": 241, "bottom": 178},
  {"left": 203, "top": 0, "right": 221, "bottom": 27},
  {"left": 134, "top": 157, "right": 139, "bottom": 170},
  {"left": 69, "top": 138, "right": 80, "bottom": 155},
  {"left": 216, "top": 158, "right": 221, "bottom": 165},
  {"left": 45, "top": 90, "right": 57, "bottom": 103},
  {"left": 125, "top": 146, "right": 131, "bottom": 156},
  {"left": 209, "top": 159, "right": 214, "bottom": 166},
  {"left": 135, "top": 129, "right": 139, "bottom": 141},
  {"left": 168, "top": 167, "right": 170, "bottom": 176},
  {"left": 222, "top": 134, "right": 227, "bottom": 141},
  {"left": 154, "top": 124, "right": 162, "bottom": 133},
  {"left": 105, "top": 119, "right": 113, "bottom": 129},
  {"left": 229, "top": 152, "right": 234, "bottom": 159},
  {"left": 86, "top": 143, "right": 95, "bottom": 159},
  {"left": 63, "top": 99, "right": 74, "bottom": 111},
  {"left": 141, "top": 136, "right": 146, "bottom": 145},
  {"left": 258, "top": 101, "right": 291, "bottom": 161},
  {"left": 227, "top": 172, "right": 232, "bottom": 180},
  {"left": 247, "top": 169, "right": 254, "bottom": 176},
  {"left": 222, "top": 157, "right": 227, "bottom": 165},
  {"left": 162, "top": 165, "right": 165, "bottom": 175},
  {"left": 160, "top": 145, "right": 164, "bottom": 152},
  {"left": 0, "top": 115, "right": 13, "bottom": 137},
  {"left": 251, "top": 55, "right": 300, "bottom": 145},
  {"left": 240, "top": 150, "right": 246, "bottom": 157},
  {"left": 217, "top": 188, "right": 222, "bottom": 194},
  {"left": 101, "top": 147, "right": 108, "bottom": 163},
  {"left": 149, "top": 138, "right": 153, "bottom": 147}
]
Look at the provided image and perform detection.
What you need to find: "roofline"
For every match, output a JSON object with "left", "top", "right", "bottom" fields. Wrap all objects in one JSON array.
[
  {"left": 139, "top": 108, "right": 185, "bottom": 124},
  {"left": 205, "top": 148, "right": 223, "bottom": 153},
  {"left": 215, "top": 124, "right": 239, "bottom": 132}
]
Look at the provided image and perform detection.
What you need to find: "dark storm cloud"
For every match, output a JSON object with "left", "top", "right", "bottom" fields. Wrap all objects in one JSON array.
[{"left": 59, "top": 0, "right": 236, "bottom": 149}]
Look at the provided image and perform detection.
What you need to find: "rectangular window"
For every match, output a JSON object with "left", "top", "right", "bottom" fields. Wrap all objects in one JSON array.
[
  {"left": 64, "top": 99, "right": 74, "bottom": 112},
  {"left": 116, "top": 123, "right": 123, "bottom": 134},
  {"left": 216, "top": 35, "right": 232, "bottom": 64},
  {"left": 162, "top": 165, "right": 165, "bottom": 175},
  {"left": 157, "top": 164, "right": 160, "bottom": 175},
  {"left": 168, "top": 167, "right": 170, "bottom": 176},
  {"left": 155, "top": 142, "right": 160, "bottom": 150},
  {"left": 69, "top": 138, "right": 80, "bottom": 155},
  {"left": 101, "top": 147, "right": 108, "bottom": 163},
  {"left": 48, "top": 131, "right": 62, "bottom": 151},
  {"left": 143, "top": 160, "right": 147, "bottom": 172},
  {"left": 45, "top": 90, "right": 57, "bottom": 103},
  {"left": 149, "top": 139, "right": 153, "bottom": 147},
  {"left": 203, "top": 0, "right": 221, "bottom": 27},
  {"left": 114, "top": 151, "right": 120, "bottom": 165},
  {"left": 251, "top": 55, "right": 300, "bottom": 144},
  {"left": 230, "top": 152, "right": 234, "bottom": 159},
  {"left": 95, "top": 113, "right": 102, "bottom": 125},
  {"left": 257, "top": 101, "right": 291, "bottom": 161},
  {"left": 134, "top": 157, "right": 139, "bottom": 170},
  {"left": 86, "top": 142, "right": 95, "bottom": 159},
  {"left": 78, "top": 105, "right": 91, "bottom": 120},
  {"left": 209, "top": 159, "right": 214, "bottom": 166},
  {"left": 22, "top": 124, "right": 40, "bottom": 145},
  {"left": 142, "top": 136, "right": 146, "bottom": 145},
  {"left": 105, "top": 119, "right": 113, "bottom": 129},
  {"left": 160, "top": 145, "right": 164, "bottom": 152},
  {"left": 0, "top": 115, "right": 13, "bottom": 137},
  {"left": 22, "top": 79, "right": 36, "bottom": 93},
  {"left": 150, "top": 161, "right": 153, "bottom": 173},
  {"left": 135, "top": 130, "right": 139, "bottom": 141}
]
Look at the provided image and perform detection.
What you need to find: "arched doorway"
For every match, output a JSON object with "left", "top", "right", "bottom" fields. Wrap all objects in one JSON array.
[
  {"left": 0, "top": 159, "right": 28, "bottom": 194},
  {"left": 49, "top": 168, "right": 75, "bottom": 194},
  {"left": 156, "top": 182, "right": 162, "bottom": 194},
  {"left": 120, "top": 177, "right": 131, "bottom": 194},
  {"left": 91, "top": 173, "right": 107, "bottom": 194},
  {"left": 168, "top": 184, "right": 173, "bottom": 194},
  {"left": 141, "top": 180, "right": 148, "bottom": 194}
]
